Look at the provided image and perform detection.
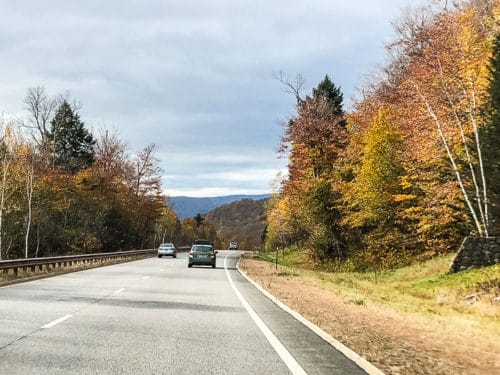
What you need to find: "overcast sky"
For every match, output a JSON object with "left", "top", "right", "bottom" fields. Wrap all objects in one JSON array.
[{"left": 0, "top": 0, "right": 424, "bottom": 197}]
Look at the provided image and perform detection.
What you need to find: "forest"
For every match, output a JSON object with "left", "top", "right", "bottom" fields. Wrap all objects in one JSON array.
[
  {"left": 1, "top": 0, "right": 498, "bottom": 269},
  {"left": 0, "top": 87, "right": 181, "bottom": 259},
  {"left": 265, "top": 0, "right": 499, "bottom": 270},
  {"left": 0, "top": 83, "right": 230, "bottom": 259}
]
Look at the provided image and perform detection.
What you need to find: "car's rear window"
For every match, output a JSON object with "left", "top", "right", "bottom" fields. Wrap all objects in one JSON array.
[
  {"left": 161, "top": 243, "right": 174, "bottom": 247},
  {"left": 192, "top": 245, "right": 212, "bottom": 252},
  {"left": 194, "top": 239, "right": 210, "bottom": 245}
]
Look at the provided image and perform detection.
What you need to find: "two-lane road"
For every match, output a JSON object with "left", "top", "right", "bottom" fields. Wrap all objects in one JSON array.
[{"left": 0, "top": 251, "right": 368, "bottom": 374}]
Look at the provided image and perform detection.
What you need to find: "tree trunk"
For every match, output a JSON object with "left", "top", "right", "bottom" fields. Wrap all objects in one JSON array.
[
  {"left": 25, "top": 161, "right": 34, "bottom": 258},
  {"left": 0, "top": 151, "right": 9, "bottom": 260},
  {"left": 417, "top": 89, "right": 485, "bottom": 236}
]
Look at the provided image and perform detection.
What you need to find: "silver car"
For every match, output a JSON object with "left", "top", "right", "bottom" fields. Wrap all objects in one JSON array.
[{"left": 158, "top": 243, "right": 177, "bottom": 258}]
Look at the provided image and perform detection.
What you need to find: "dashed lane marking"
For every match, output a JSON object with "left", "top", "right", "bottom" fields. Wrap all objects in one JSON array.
[{"left": 41, "top": 314, "right": 73, "bottom": 329}]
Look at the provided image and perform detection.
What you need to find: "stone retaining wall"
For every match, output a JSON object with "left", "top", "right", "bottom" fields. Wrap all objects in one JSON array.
[{"left": 449, "top": 237, "right": 500, "bottom": 273}]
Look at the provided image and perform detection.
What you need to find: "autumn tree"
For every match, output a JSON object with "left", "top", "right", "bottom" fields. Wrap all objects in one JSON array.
[
  {"left": 265, "top": 194, "right": 296, "bottom": 250},
  {"left": 269, "top": 1, "right": 498, "bottom": 268},
  {"left": 343, "top": 109, "right": 416, "bottom": 265},
  {"left": 88, "top": 130, "right": 133, "bottom": 250},
  {"left": 0, "top": 122, "right": 17, "bottom": 259},
  {"left": 348, "top": 110, "right": 405, "bottom": 226},
  {"left": 133, "top": 144, "right": 161, "bottom": 197},
  {"left": 155, "top": 206, "right": 181, "bottom": 245},
  {"left": 351, "top": 0, "right": 497, "bottom": 256},
  {"left": 20, "top": 145, "right": 35, "bottom": 258},
  {"left": 269, "top": 74, "right": 349, "bottom": 259},
  {"left": 129, "top": 144, "right": 166, "bottom": 248},
  {"left": 178, "top": 216, "right": 221, "bottom": 248},
  {"left": 0, "top": 125, "right": 38, "bottom": 259},
  {"left": 0, "top": 89, "right": 176, "bottom": 258},
  {"left": 400, "top": 3, "right": 495, "bottom": 237}
]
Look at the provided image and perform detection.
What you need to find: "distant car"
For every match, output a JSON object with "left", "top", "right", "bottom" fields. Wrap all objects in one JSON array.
[
  {"left": 229, "top": 242, "right": 238, "bottom": 250},
  {"left": 188, "top": 244, "right": 217, "bottom": 268},
  {"left": 158, "top": 243, "right": 177, "bottom": 258}
]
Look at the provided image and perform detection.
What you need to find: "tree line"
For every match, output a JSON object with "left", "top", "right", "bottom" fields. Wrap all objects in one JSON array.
[
  {"left": 265, "top": 0, "right": 499, "bottom": 270},
  {"left": 0, "top": 85, "right": 227, "bottom": 260},
  {"left": 0, "top": 87, "right": 181, "bottom": 259}
]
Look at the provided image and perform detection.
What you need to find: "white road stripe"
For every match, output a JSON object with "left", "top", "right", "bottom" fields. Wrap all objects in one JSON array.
[
  {"left": 142, "top": 276, "right": 150, "bottom": 280},
  {"left": 224, "top": 254, "right": 307, "bottom": 375},
  {"left": 41, "top": 314, "right": 73, "bottom": 329},
  {"left": 114, "top": 288, "right": 125, "bottom": 294},
  {"left": 236, "top": 261, "right": 385, "bottom": 375}
]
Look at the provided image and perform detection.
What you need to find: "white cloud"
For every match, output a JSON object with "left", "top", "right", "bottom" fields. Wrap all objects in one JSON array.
[{"left": 0, "top": 0, "right": 424, "bottom": 197}]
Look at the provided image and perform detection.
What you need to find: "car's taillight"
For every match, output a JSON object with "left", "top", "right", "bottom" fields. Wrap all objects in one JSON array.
[{"left": 188, "top": 250, "right": 193, "bottom": 256}]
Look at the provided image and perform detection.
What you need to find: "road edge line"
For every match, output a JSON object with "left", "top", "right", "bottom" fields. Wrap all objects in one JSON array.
[
  {"left": 236, "top": 256, "right": 385, "bottom": 375},
  {"left": 224, "top": 254, "right": 307, "bottom": 375}
]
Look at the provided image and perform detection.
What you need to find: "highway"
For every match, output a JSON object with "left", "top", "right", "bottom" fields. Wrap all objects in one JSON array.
[{"left": 0, "top": 251, "right": 367, "bottom": 374}]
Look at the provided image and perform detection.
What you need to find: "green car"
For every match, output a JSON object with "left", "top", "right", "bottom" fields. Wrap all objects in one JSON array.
[{"left": 188, "top": 244, "right": 217, "bottom": 268}]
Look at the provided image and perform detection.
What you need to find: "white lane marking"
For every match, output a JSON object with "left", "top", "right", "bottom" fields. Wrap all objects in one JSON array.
[
  {"left": 114, "top": 288, "right": 125, "bottom": 294},
  {"left": 159, "top": 268, "right": 165, "bottom": 271},
  {"left": 224, "top": 254, "right": 307, "bottom": 375},
  {"left": 41, "top": 314, "right": 73, "bottom": 329},
  {"left": 236, "top": 262, "right": 385, "bottom": 375},
  {"left": 142, "top": 276, "right": 150, "bottom": 280}
]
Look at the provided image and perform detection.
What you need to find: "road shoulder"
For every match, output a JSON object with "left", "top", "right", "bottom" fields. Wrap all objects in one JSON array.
[
  {"left": 238, "top": 256, "right": 499, "bottom": 375},
  {"left": 236, "top": 256, "right": 384, "bottom": 375}
]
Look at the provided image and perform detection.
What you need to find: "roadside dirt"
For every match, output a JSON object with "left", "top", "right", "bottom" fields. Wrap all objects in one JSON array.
[{"left": 239, "top": 257, "right": 499, "bottom": 375}]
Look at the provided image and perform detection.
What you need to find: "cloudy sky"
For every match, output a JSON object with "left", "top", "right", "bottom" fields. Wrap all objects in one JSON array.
[{"left": 0, "top": 0, "right": 424, "bottom": 197}]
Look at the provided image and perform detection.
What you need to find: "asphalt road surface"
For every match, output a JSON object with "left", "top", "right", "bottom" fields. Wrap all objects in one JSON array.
[{"left": 0, "top": 251, "right": 367, "bottom": 374}]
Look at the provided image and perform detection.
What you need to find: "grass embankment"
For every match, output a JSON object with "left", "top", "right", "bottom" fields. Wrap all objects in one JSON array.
[
  {"left": 242, "top": 251, "right": 499, "bottom": 374},
  {"left": 253, "top": 248, "right": 499, "bottom": 325}
]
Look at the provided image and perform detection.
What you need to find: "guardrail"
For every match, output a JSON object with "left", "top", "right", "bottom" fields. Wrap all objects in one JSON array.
[{"left": 0, "top": 249, "right": 156, "bottom": 278}]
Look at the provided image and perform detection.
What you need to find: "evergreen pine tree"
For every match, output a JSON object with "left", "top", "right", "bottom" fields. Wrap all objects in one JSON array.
[
  {"left": 49, "top": 100, "right": 95, "bottom": 173},
  {"left": 311, "top": 74, "right": 345, "bottom": 120}
]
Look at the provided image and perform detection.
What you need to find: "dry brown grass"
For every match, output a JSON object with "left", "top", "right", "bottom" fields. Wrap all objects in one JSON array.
[{"left": 240, "top": 256, "right": 499, "bottom": 375}]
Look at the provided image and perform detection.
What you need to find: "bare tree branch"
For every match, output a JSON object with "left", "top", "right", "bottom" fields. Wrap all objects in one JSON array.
[
  {"left": 22, "top": 85, "right": 57, "bottom": 146},
  {"left": 274, "top": 70, "right": 305, "bottom": 105}
]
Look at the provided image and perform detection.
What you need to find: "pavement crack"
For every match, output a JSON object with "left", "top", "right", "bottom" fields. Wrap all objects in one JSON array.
[{"left": 0, "top": 332, "right": 37, "bottom": 352}]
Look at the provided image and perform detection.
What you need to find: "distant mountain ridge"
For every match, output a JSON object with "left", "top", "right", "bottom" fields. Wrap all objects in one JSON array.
[{"left": 170, "top": 194, "right": 271, "bottom": 220}]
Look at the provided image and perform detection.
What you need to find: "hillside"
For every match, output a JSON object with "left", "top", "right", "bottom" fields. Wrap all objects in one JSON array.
[
  {"left": 204, "top": 198, "right": 268, "bottom": 250},
  {"left": 170, "top": 194, "right": 270, "bottom": 220}
]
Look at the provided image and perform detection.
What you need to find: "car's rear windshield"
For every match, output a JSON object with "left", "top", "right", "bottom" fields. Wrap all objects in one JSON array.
[
  {"left": 192, "top": 245, "right": 212, "bottom": 252},
  {"left": 160, "top": 243, "right": 174, "bottom": 247},
  {"left": 194, "top": 239, "right": 210, "bottom": 245}
]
